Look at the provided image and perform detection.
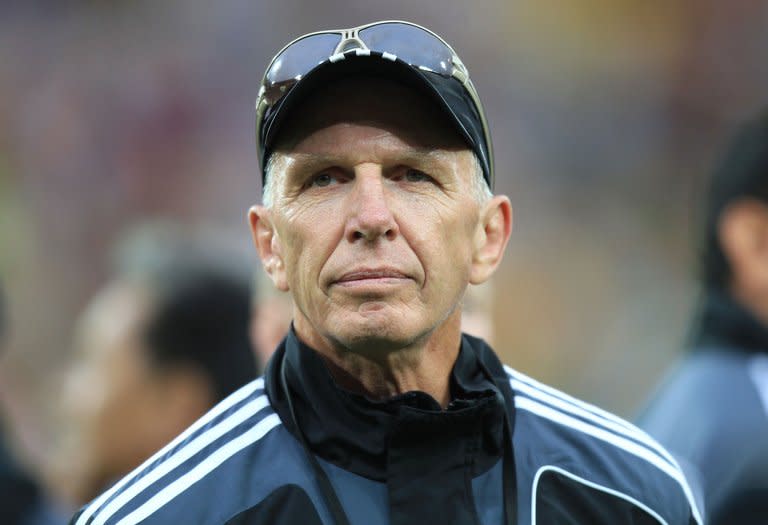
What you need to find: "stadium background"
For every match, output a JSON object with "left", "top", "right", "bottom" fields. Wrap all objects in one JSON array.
[{"left": 0, "top": 0, "right": 766, "bottom": 490}]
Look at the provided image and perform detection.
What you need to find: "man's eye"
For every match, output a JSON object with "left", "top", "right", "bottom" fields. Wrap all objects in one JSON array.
[
  {"left": 404, "top": 169, "right": 430, "bottom": 182},
  {"left": 311, "top": 173, "right": 333, "bottom": 187}
]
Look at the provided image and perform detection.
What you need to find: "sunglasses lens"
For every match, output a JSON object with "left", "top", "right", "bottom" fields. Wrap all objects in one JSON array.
[
  {"left": 358, "top": 23, "right": 454, "bottom": 75},
  {"left": 264, "top": 33, "right": 341, "bottom": 104}
]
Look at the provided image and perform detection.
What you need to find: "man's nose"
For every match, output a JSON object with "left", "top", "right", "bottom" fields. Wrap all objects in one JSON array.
[{"left": 345, "top": 167, "right": 399, "bottom": 243}]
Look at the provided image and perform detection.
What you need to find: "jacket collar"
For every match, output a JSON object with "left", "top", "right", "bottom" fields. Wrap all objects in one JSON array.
[
  {"left": 265, "top": 328, "right": 511, "bottom": 481},
  {"left": 691, "top": 290, "right": 768, "bottom": 354}
]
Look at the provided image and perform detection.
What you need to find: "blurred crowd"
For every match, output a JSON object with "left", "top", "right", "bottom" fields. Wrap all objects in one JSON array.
[{"left": 0, "top": 0, "right": 767, "bottom": 518}]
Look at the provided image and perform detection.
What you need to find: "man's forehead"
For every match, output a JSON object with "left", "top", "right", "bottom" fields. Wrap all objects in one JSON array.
[
  {"left": 279, "top": 142, "right": 469, "bottom": 175},
  {"left": 273, "top": 76, "right": 466, "bottom": 153}
]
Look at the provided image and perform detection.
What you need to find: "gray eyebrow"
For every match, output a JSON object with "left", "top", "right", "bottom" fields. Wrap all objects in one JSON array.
[{"left": 282, "top": 148, "right": 455, "bottom": 171}]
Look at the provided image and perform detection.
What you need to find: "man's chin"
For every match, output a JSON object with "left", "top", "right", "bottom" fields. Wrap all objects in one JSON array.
[{"left": 327, "top": 317, "right": 425, "bottom": 355}]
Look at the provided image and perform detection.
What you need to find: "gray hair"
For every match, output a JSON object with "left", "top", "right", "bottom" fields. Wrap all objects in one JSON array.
[{"left": 262, "top": 152, "right": 491, "bottom": 208}]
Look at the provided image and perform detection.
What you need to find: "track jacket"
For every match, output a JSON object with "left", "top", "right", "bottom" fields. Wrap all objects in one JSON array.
[
  {"left": 640, "top": 292, "right": 768, "bottom": 524},
  {"left": 72, "top": 330, "right": 702, "bottom": 524}
]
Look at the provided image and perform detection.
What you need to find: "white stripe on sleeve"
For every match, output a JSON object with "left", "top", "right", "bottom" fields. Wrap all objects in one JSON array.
[
  {"left": 76, "top": 378, "right": 265, "bottom": 525},
  {"left": 114, "top": 414, "right": 282, "bottom": 525},
  {"left": 516, "top": 396, "right": 703, "bottom": 525}
]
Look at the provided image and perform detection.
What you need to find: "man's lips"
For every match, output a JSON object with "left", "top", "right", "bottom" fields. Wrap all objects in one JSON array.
[{"left": 333, "top": 268, "right": 411, "bottom": 286}]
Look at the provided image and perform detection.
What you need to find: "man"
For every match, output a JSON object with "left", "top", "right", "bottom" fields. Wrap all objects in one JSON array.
[
  {"left": 639, "top": 112, "right": 768, "bottom": 524},
  {"left": 72, "top": 21, "right": 702, "bottom": 524},
  {"left": 57, "top": 228, "right": 258, "bottom": 505}
]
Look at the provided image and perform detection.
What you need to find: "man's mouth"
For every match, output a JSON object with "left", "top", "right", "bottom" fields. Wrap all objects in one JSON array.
[{"left": 334, "top": 268, "right": 411, "bottom": 287}]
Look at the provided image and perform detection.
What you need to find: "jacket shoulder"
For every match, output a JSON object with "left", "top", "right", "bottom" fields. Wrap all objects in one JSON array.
[
  {"left": 69, "top": 377, "right": 296, "bottom": 525},
  {"left": 641, "top": 351, "right": 767, "bottom": 438},
  {"left": 639, "top": 351, "right": 768, "bottom": 521},
  {"left": 505, "top": 365, "right": 703, "bottom": 525}
]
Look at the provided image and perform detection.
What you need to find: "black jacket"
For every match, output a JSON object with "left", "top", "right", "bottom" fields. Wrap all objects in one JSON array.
[{"left": 72, "top": 330, "right": 701, "bottom": 524}]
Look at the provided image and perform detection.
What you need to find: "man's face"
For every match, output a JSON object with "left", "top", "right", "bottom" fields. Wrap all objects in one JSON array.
[
  {"left": 60, "top": 283, "right": 184, "bottom": 502},
  {"left": 252, "top": 78, "right": 501, "bottom": 356}
]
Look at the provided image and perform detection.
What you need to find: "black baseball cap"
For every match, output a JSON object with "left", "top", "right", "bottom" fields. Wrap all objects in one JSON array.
[{"left": 254, "top": 22, "right": 494, "bottom": 189}]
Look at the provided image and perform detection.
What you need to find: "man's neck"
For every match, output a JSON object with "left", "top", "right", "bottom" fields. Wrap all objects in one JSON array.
[{"left": 294, "top": 312, "right": 463, "bottom": 408}]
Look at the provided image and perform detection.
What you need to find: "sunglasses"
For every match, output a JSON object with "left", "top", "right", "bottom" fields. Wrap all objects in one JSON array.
[{"left": 255, "top": 20, "right": 493, "bottom": 180}]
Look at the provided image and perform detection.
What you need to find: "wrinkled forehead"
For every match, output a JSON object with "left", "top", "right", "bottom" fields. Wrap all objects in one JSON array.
[{"left": 272, "top": 76, "right": 468, "bottom": 156}]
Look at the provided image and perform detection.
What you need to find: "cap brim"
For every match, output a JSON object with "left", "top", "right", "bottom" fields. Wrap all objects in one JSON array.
[{"left": 259, "top": 53, "right": 490, "bottom": 186}]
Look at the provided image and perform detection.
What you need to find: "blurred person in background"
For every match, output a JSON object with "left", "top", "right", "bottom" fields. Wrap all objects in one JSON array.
[
  {"left": 0, "top": 285, "right": 62, "bottom": 524},
  {"left": 249, "top": 270, "right": 293, "bottom": 366},
  {"left": 639, "top": 112, "right": 768, "bottom": 524},
  {"left": 460, "top": 282, "right": 496, "bottom": 345},
  {"left": 72, "top": 21, "right": 701, "bottom": 525},
  {"left": 54, "top": 225, "right": 259, "bottom": 506}
]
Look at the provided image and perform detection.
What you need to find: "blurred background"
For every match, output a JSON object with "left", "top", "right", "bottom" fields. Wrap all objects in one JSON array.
[{"left": 0, "top": 0, "right": 767, "bottom": 512}]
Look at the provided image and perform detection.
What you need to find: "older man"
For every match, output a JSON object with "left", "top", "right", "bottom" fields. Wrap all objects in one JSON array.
[{"left": 72, "top": 21, "right": 701, "bottom": 525}]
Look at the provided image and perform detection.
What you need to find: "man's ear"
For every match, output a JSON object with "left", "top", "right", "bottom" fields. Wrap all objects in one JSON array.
[
  {"left": 469, "top": 195, "right": 513, "bottom": 285},
  {"left": 719, "top": 198, "right": 768, "bottom": 297},
  {"left": 248, "top": 205, "right": 289, "bottom": 292}
]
